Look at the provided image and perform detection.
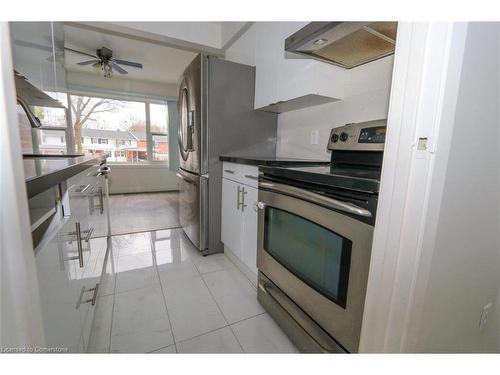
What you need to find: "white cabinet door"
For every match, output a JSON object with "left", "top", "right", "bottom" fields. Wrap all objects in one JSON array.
[
  {"left": 240, "top": 185, "right": 258, "bottom": 275},
  {"left": 10, "top": 22, "right": 57, "bottom": 94},
  {"left": 35, "top": 227, "right": 84, "bottom": 353},
  {"left": 252, "top": 22, "right": 344, "bottom": 111},
  {"left": 221, "top": 178, "right": 243, "bottom": 256},
  {"left": 254, "top": 22, "right": 281, "bottom": 109}
]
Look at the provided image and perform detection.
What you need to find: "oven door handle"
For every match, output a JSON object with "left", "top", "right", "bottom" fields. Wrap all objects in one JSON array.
[{"left": 259, "top": 181, "right": 372, "bottom": 218}]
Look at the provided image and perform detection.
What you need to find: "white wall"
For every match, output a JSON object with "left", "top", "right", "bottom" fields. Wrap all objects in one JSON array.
[
  {"left": 111, "top": 22, "right": 222, "bottom": 49},
  {"left": 224, "top": 22, "right": 258, "bottom": 65},
  {"left": 106, "top": 22, "right": 251, "bottom": 52},
  {"left": 276, "top": 56, "right": 394, "bottom": 160},
  {"left": 406, "top": 22, "right": 500, "bottom": 353},
  {"left": 107, "top": 164, "right": 178, "bottom": 194},
  {"left": 221, "top": 22, "right": 251, "bottom": 49},
  {"left": 67, "top": 71, "right": 178, "bottom": 101}
]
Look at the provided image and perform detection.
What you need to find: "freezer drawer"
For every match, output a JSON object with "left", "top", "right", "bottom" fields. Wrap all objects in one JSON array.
[{"left": 177, "top": 169, "right": 208, "bottom": 251}]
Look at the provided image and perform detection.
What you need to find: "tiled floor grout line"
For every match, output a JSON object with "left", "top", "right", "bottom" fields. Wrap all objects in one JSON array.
[
  {"left": 153, "top": 253, "right": 179, "bottom": 353},
  {"left": 97, "top": 227, "right": 268, "bottom": 354},
  {"left": 92, "top": 226, "right": 183, "bottom": 239},
  {"left": 195, "top": 262, "right": 247, "bottom": 353},
  {"left": 107, "top": 237, "right": 118, "bottom": 354},
  {"left": 169, "top": 310, "right": 269, "bottom": 349}
]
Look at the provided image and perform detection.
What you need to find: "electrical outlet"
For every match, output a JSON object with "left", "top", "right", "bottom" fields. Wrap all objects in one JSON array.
[
  {"left": 479, "top": 302, "right": 493, "bottom": 331},
  {"left": 310, "top": 130, "right": 319, "bottom": 145}
]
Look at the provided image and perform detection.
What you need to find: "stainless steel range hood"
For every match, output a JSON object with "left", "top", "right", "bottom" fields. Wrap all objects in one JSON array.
[{"left": 285, "top": 22, "right": 398, "bottom": 69}]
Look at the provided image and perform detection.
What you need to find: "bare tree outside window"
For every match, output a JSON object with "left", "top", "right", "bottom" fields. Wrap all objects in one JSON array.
[
  {"left": 70, "top": 96, "right": 123, "bottom": 153},
  {"left": 67, "top": 94, "right": 167, "bottom": 163}
]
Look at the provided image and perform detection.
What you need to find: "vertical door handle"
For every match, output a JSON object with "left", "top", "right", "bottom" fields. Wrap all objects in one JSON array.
[
  {"left": 99, "top": 187, "right": 104, "bottom": 214},
  {"left": 88, "top": 190, "right": 95, "bottom": 214},
  {"left": 240, "top": 186, "right": 248, "bottom": 212},
  {"left": 237, "top": 186, "right": 242, "bottom": 209},
  {"left": 75, "top": 222, "right": 84, "bottom": 268}
]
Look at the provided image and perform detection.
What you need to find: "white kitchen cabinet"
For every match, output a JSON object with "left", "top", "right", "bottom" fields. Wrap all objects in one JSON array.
[
  {"left": 34, "top": 163, "right": 110, "bottom": 352},
  {"left": 221, "top": 178, "right": 242, "bottom": 256},
  {"left": 254, "top": 23, "right": 281, "bottom": 110},
  {"left": 240, "top": 184, "right": 258, "bottom": 275},
  {"left": 10, "top": 22, "right": 58, "bottom": 93},
  {"left": 35, "top": 231, "right": 84, "bottom": 353},
  {"left": 221, "top": 162, "right": 260, "bottom": 281},
  {"left": 251, "top": 22, "right": 344, "bottom": 113}
]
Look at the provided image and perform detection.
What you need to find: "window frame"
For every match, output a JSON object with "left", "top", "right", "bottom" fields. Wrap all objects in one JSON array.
[{"left": 65, "top": 91, "right": 171, "bottom": 165}]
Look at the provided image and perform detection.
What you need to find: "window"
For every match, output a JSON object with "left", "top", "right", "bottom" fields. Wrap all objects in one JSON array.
[
  {"left": 17, "top": 92, "right": 69, "bottom": 155},
  {"left": 69, "top": 94, "right": 169, "bottom": 164},
  {"left": 149, "top": 103, "right": 169, "bottom": 162},
  {"left": 38, "top": 129, "right": 67, "bottom": 155},
  {"left": 31, "top": 92, "right": 68, "bottom": 128},
  {"left": 152, "top": 134, "right": 168, "bottom": 162},
  {"left": 70, "top": 95, "right": 147, "bottom": 162},
  {"left": 150, "top": 103, "right": 168, "bottom": 134}
]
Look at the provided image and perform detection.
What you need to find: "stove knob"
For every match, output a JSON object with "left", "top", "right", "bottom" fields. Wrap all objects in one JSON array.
[
  {"left": 331, "top": 134, "right": 339, "bottom": 143},
  {"left": 340, "top": 132, "right": 349, "bottom": 142}
]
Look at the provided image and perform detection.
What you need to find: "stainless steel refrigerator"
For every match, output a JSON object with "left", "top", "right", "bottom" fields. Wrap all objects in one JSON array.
[{"left": 177, "top": 53, "right": 277, "bottom": 255}]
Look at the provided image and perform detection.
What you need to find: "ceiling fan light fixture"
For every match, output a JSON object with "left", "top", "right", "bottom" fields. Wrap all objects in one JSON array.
[{"left": 103, "top": 62, "right": 112, "bottom": 78}]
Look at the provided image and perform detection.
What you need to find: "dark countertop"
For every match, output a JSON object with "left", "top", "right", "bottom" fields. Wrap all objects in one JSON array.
[
  {"left": 24, "top": 154, "right": 107, "bottom": 199},
  {"left": 219, "top": 154, "right": 330, "bottom": 167}
]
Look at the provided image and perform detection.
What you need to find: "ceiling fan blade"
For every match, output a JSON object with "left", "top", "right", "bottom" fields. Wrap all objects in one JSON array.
[
  {"left": 113, "top": 59, "right": 143, "bottom": 69},
  {"left": 77, "top": 59, "right": 101, "bottom": 66},
  {"left": 64, "top": 47, "right": 98, "bottom": 59},
  {"left": 111, "top": 62, "right": 128, "bottom": 74}
]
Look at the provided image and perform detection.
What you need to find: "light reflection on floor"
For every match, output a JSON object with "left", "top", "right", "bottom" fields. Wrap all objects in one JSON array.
[{"left": 88, "top": 228, "right": 298, "bottom": 354}]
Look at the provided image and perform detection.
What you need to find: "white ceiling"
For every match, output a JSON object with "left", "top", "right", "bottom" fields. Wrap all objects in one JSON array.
[{"left": 64, "top": 24, "right": 197, "bottom": 84}]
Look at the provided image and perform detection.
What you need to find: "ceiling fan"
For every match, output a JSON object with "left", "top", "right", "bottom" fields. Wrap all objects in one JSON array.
[{"left": 66, "top": 46, "right": 143, "bottom": 78}]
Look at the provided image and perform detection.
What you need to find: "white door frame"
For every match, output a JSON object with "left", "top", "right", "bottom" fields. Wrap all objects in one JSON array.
[
  {"left": 0, "top": 22, "right": 45, "bottom": 348},
  {"left": 359, "top": 22, "right": 469, "bottom": 352}
]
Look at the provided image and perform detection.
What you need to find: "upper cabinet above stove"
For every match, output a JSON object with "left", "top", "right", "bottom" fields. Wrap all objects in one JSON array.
[{"left": 225, "top": 22, "right": 345, "bottom": 113}]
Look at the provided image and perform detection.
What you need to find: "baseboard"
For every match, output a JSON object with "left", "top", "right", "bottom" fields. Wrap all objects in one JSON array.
[
  {"left": 109, "top": 190, "right": 179, "bottom": 196},
  {"left": 224, "top": 245, "right": 258, "bottom": 288}
]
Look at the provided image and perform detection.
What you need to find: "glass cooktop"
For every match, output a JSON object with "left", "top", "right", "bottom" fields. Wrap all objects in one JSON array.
[{"left": 260, "top": 164, "right": 382, "bottom": 194}]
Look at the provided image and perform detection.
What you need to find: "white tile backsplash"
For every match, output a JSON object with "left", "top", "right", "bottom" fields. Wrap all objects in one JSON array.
[{"left": 276, "top": 56, "right": 394, "bottom": 160}]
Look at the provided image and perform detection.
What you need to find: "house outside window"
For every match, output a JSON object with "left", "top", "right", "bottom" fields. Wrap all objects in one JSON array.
[
  {"left": 17, "top": 92, "right": 69, "bottom": 155},
  {"left": 68, "top": 94, "right": 170, "bottom": 164}
]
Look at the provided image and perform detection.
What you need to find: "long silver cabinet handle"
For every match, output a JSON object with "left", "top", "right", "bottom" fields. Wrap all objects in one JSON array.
[
  {"left": 99, "top": 187, "right": 104, "bottom": 214},
  {"left": 224, "top": 169, "right": 236, "bottom": 174},
  {"left": 83, "top": 227, "right": 94, "bottom": 242},
  {"left": 75, "top": 222, "right": 84, "bottom": 268},
  {"left": 73, "top": 184, "right": 91, "bottom": 194},
  {"left": 240, "top": 186, "right": 248, "bottom": 212},
  {"left": 76, "top": 283, "right": 99, "bottom": 309},
  {"left": 259, "top": 181, "right": 372, "bottom": 218},
  {"left": 244, "top": 174, "right": 258, "bottom": 180},
  {"left": 236, "top": 186, "right": 242, "bottom": 209}
]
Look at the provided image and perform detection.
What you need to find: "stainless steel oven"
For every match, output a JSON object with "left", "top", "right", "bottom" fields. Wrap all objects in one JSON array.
[{"left": 256, "top": 120, "right": 386, "bottom": 353}]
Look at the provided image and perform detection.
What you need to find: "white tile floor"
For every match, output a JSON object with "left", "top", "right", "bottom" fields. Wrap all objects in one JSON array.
[
  {"left": 108, "top": 192, "right": 180, "bottom": 236},
  {"left": 88, "top": 228, "right": 298, "bottom": 353}
]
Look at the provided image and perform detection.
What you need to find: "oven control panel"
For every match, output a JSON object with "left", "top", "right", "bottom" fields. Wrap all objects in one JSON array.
[{"left": 327, "top": 119, "right": 386, "bottom": 152}]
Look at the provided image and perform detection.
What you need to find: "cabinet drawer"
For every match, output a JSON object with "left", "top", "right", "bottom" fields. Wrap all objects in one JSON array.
[{"left": 222, "top": 162, "right": 259, "bottom": 188}]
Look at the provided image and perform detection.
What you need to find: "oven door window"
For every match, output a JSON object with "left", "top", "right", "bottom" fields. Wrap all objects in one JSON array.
[{"left": 264, "top": 207, "right": 352, "bottom": 308}]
